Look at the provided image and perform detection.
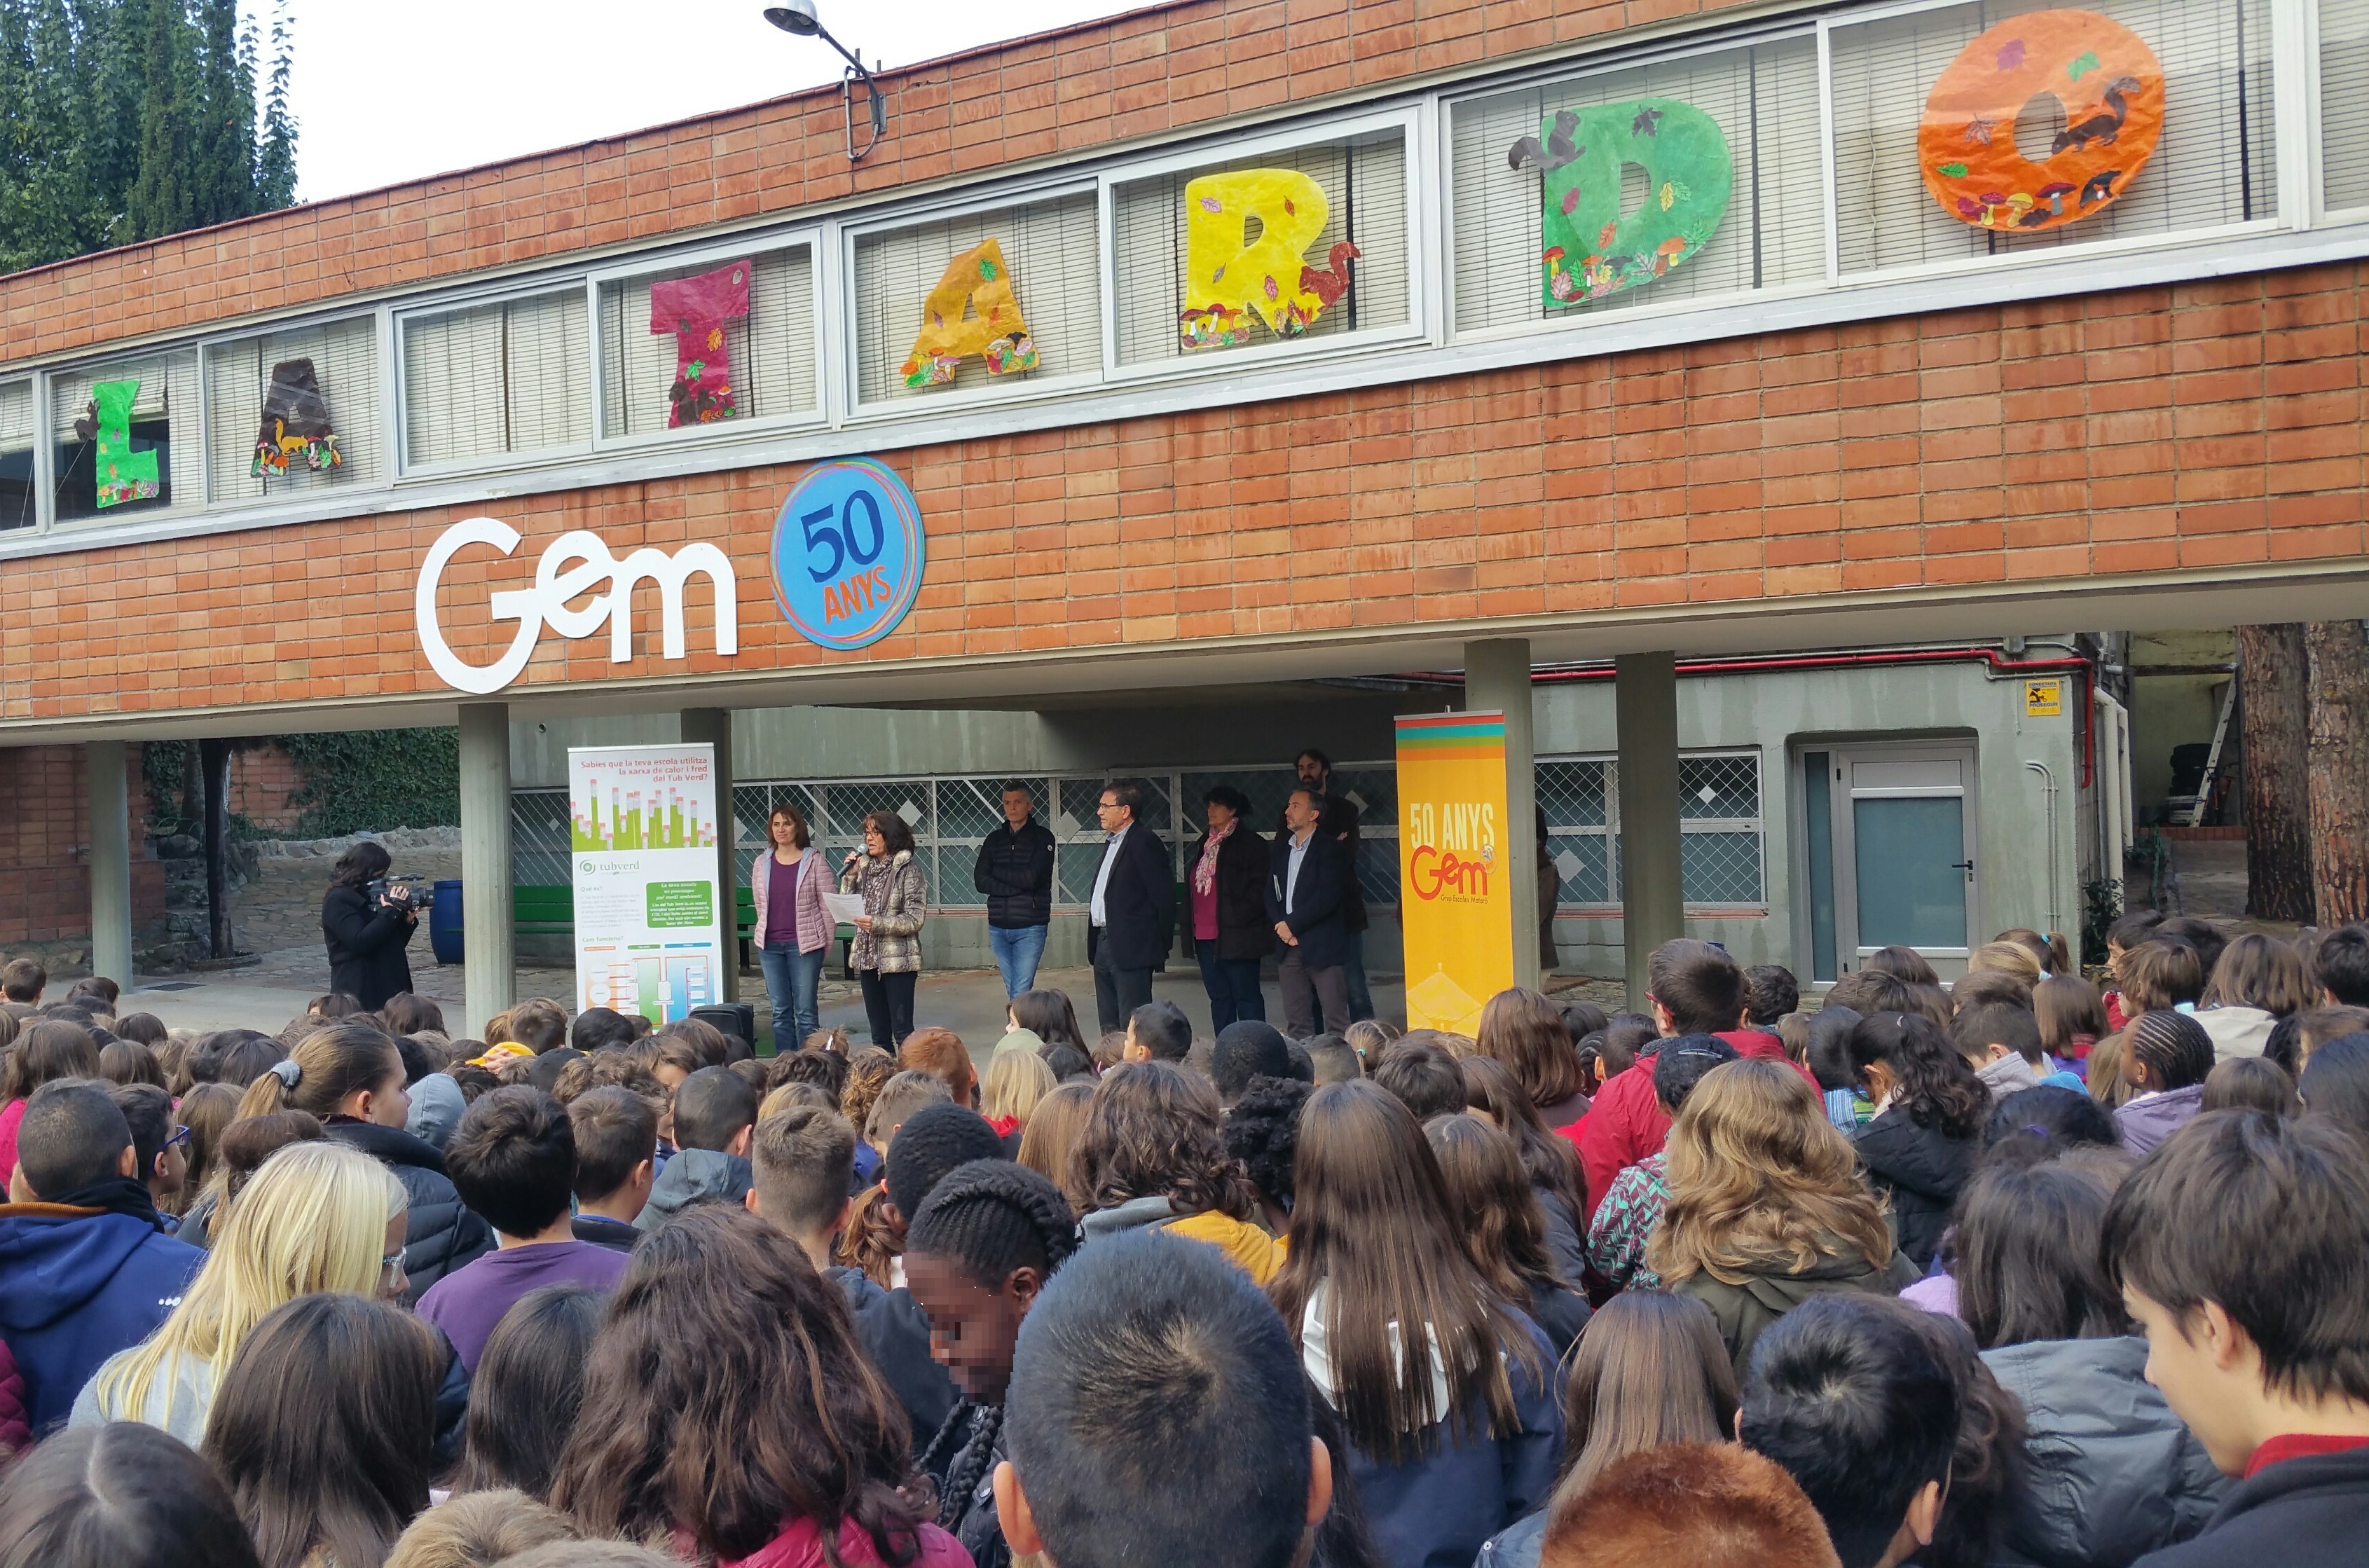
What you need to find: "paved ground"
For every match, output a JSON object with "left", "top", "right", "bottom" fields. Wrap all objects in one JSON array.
[{"left": 123, "top": 950, "right": 1627, "bottom": 1059}]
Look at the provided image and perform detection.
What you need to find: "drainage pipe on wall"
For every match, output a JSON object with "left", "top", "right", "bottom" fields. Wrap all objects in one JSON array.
[{"left": 2026, "top": 759, "right": 2060, "bottom": 940}]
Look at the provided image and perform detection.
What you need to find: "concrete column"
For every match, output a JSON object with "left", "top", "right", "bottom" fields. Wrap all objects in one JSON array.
[
  {"left": 458, "top": 703, "right": 514, "bottom": 1038},
  {"left": 1466, "top": 639, "right": 1541, "bottom": 991},
  {"left": 680, "top": 708, "right": 739, "bottom": 1003},
  {"left": 1615, "top": 652, "right": 1684, "bottom": 1012},
  {"left": 86, "top": 741, "right": 133, "bottom": 988}
]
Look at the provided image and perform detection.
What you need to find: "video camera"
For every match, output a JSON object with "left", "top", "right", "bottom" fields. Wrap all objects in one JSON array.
[{"left": 366, "top": 876, "right": 430, "bottom": 914}]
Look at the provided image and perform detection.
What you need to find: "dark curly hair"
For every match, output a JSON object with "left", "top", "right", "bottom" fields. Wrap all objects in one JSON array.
[
  {"left": 1223, "top": 1075, "right": 1312, "bottom": 1211},
  {"left": 1846, "top": 1012, "right": 1988, "bottom": 1140},
  {"left": 1069, "top": 1061, "right": 1251, "bottom": 1222}
]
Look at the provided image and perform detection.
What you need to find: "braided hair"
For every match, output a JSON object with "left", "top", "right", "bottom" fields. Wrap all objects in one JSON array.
[
  {"left": 907, "top": 1158, "right": 1079, "bottom": 1288},
  {"left": 908, "top": 1160, "right": 1080, "bottom": 1536}
]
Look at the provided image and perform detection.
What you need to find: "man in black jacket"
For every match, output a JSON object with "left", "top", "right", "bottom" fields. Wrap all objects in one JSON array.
[
  {"left": 1285, "top": 749, "right": 1373, "bottom": 1022},
  {"left": 1265, "top": 786, "right": 1350, "bottom": 1039},
  {"left": 1086, "top": 779, "right": 1175, "bottom": 1035},
  {"left": 974, "top": 780, "right": 1057, "bottom": 1000},
  {"left": 2106, "top": 1112, "right": 2369, "bottom": 1568}
]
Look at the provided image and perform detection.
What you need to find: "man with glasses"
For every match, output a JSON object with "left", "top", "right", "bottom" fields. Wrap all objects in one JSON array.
[{"left": 1087, "top": 779, "right": 1176, "bottom": 1035}]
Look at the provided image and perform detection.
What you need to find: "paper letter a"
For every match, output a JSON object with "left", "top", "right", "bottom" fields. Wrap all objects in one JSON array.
[{"left": 900, "top": 238, "right": 1039, "bottom": 390}]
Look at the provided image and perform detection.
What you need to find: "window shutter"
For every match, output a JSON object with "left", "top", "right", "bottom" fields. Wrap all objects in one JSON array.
[
  {"left": 403, "top": 289, "right": 589, "bottom": 469},
  {"left": 1449, "top": 37, "right": 1823, "bottom": 337},
  {"left": 2323, "top": 0, "right": 2369, "bottom": 209},
  {"left": 0, "top": 379, "right": 33, "bottom": 532},
  {"left": 1112, "top": 128, "right": 1412, "bottom": 367},
  {"left": 1827, "top": 0, "right": 2275, "bottom": 277},
  {"left": 852, "top": 190, "right": 1103, "bottom": 407},
  {"left": 205, "top": 314, "right": 382, "bottom": 504},
  {"left": 48, "top": 350, "right": 202, "bottom": 523},
  {"left": 598, "top": 245, "right": 818, "bottom": 439}
]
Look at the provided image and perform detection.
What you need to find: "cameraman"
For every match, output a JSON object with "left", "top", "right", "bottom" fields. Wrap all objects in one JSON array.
[{"left": 321, "top": 841, "right": 419, "bottom": 1010}]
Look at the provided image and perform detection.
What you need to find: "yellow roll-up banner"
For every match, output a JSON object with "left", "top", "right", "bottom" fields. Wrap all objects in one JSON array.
[{"left": 1396, "top": 711, "right": 1516, "bottom": 1035}]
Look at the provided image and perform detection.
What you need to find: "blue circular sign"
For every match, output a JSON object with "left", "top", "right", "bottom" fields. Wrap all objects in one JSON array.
[{"left": 768, "top": 458, "right": 926, "bottom": 650}]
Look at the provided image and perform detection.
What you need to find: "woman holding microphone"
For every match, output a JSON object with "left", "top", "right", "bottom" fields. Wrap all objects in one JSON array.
[{"left": 839, "top": 810, "right": 928, "bottom": 1049}]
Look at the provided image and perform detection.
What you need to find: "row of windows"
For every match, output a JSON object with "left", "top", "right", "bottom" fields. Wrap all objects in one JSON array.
[
  {"left": 512, "top": 752, "right": 1770, "bottom": 912},
  {"left": 1, "top": 0, "right": 2356, "bottom": 541}
]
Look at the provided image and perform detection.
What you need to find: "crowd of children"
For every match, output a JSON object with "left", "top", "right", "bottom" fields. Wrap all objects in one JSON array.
[{"left": 1, "top": 914, "right": 2368, "bottom": 1568}]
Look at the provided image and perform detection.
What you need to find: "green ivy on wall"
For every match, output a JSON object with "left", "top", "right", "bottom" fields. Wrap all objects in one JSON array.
[{"left": 282, "top": 729, "right": 461, "bottom": 837}]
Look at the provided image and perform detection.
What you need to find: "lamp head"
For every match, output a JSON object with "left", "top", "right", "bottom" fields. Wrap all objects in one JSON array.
[{"left": 763, "top": 1, "right": 821, "bottom": 36}]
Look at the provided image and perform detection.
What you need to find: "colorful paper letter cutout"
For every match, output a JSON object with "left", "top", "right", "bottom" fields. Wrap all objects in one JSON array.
[
  {"left": 1516, "top": 98, "right": 1732, "bottom": 309},
  {"left": 1179, "top": 169, "right": 1358, "bottom": 351},
  {"left": 899, "top": 239, "right": 1038, "bottom": 390},
  {"left": 251, "top": 358, "right": 341, "bottom": 477},
  {"left": 651, "top": 259, "right": 753, "bottom": 427},
  {"left": 85, "top": 379, "right": 160, "bottom": 509},
  {"left": 1918, "top": 11, "right": 2163, "bottom": 233}
]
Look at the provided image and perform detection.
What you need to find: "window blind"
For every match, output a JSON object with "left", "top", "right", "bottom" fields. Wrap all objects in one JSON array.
[
  {"left": 853, "top": 191, "right": 1101, "bottom": 406},
  {"left": 2323, "top": 0, "right": 2369, "bottom": 209},
  {"left": 205, "top": 314, "right": 382, "bottom": 504},
  {"left": 402, "top": 288, "right": 590, "bottom": 469},
  {"left": 49, "top": 350, "right": 201, "bottom": 524},
  {"left": 1111, "top": 128, "right": 1413, "bottom": 366},
  {"left": 599, "top": 245, "right": 819, "bottom": 439},
  {"left": 0, "top": 379, "right": 33, "bottom": 532},
  {"left": 1450, "top": 37, "right": 1824, "bottom": 336},
  {"left": 1829, "top": 0, "right": 2276, "bottom": 276}
]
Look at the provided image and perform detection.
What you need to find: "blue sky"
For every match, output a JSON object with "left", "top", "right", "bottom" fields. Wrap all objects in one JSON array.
[{"left": 286, "top": 0, "right": 1131, "bottom": 202}]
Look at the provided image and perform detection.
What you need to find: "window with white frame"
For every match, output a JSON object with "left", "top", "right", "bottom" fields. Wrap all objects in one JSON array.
[
  {"left": 598, "top": 245, "right": 819, "bottom": 441},
  {"left": 2324, "top": 0, "right": 2369, "bottom": 210},
  {"left": 1450, "top": 36, "right": 1825, "bottom": 336},
  {"left": 50, "top": 350, "right": 202, "bottom": 524},
  {"left": 1539, "top": 752, "right": 1767, "bottom": 907},
  {"left": 851, "top": 190, "right": 1102, "bottom": 407},
  {"left": 401, "top": 288, "right": 590, "bottom": 469},
  {"left": 1827, "top": 0, "right": 2276, "bottom": 277},
  {"left": 0, "top": 379, "right": 34, "bottom": 532},
  {"left": 1111, "top": 126, "right": 1413, "bottom": 367},
  {"left": 205, "top": 314, "right": 383, "bottom": 504}
]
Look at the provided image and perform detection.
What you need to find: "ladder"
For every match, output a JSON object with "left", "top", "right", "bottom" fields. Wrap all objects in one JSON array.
[{"left": 2181, "top": 677, "right": 2239, "bottom": 828}]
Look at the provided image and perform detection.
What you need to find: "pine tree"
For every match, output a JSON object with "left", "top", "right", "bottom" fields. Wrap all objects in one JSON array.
[
  {"left": 254, "top": 0, "right": 294, "bottom": 209},
  {"left": 0, "top": 0, "right": 298, "bottom": 271}
]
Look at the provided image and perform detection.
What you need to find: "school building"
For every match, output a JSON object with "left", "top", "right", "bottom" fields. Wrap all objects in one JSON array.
[{"left": 1, "top": 0, "right": 2364, "bottom": 1026}]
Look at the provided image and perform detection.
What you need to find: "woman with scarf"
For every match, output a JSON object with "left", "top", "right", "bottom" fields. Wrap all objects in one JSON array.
[{"left": 1188, "top": 785, "right": 1272, "bottom": 1032}]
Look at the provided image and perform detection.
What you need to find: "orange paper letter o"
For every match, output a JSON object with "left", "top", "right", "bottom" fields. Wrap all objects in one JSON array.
[{"left": 1918, "top": 11, "right": 2164, "bottom": 233}]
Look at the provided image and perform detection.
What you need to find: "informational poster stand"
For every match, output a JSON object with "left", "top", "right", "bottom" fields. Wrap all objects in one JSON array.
[
  {"left": 568, "top": 743, "right": 727, "bottom": 1026},
  {"left": 1395, "top": 711, "right": 1518, "bottom": 1035}
]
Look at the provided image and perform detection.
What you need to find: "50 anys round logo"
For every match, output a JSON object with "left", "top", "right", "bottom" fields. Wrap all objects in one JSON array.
[{"left": 768, "top": 458, "right": 926, "bottom": 651}]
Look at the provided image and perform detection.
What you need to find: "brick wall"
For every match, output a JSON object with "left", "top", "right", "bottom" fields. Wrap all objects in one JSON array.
[
  {"left": 0, "top": 0, "right": 1743, "bottom": 364},
  {"left": 0, "top": 745, "right": 167, "bottom": 951},
  {"left": 2, "top": 265, "right": 2361, "bottom": 724},
  {"left": 229, "top": 745, "right": 305, "bottom": 834}
]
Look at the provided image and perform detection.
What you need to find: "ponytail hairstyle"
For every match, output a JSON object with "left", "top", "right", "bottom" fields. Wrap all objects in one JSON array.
[
  {"left": 2126, "top": 1010, "right": 2214, "bottom": 1094},
  {"left": 234, "top": 1024, "right": 404, "bottom": 1121},
  {"left": 1994, "top": 928, "right": 2072, "bottom": 979}
]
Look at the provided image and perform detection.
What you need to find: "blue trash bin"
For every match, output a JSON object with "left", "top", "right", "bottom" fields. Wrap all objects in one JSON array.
[{"left": 430, "top": 879, "right": 465, "bottom": 965}]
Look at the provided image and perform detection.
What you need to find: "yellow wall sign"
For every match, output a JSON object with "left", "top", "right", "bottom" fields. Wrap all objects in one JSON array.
[
  {"left": 2024, "top": 679, "right": 2064, "bottom": 717},
  {"left": 1396, "top": 710, "right": 1516, "bottom": 1036}
]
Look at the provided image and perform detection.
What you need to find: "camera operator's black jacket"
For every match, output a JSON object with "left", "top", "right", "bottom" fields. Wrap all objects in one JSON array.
[{"left": 322, "top": 883, "right": 416, "bottom": 1008}]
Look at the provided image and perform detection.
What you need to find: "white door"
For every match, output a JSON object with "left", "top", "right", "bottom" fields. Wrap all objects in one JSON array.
[{"left": 1818, "top": 744, "right": 1979, "bottom": 979}]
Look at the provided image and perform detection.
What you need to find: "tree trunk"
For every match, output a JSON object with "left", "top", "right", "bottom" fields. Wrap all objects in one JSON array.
[
  {"left": 2237, "top": 624, "right": 2314, "bottom": 921},
  {"left": 200, "top": 738, "right": 233, "bottom": 959},
  {"left": 2306, "top": 620, "right": 2369, "bottom": 928}
]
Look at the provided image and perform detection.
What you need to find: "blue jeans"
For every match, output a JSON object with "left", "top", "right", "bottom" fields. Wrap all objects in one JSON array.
[
  {"left": 989, "top": 924, "right": 1048, "bottom": 999},
  {"left": 1343, "top": 928, "right": 1373, "bottom": 1022},
  {"left": 1197, "top": 939, "right": 1265, "bottom": 1031},
  {"left": 757, "top": 942, "right": 825, "bottom": 1051}
]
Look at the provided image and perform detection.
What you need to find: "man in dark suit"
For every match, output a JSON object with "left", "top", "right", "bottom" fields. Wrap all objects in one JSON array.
[
  {"left": 1286, "top": 748, "right": 1373, "bottom": 1022},
  {"left": 1087, "top": 779, "right": 1175, "bottom": 1034},
  {"left": 1265, "top": 785, "right": 1351, "bottom": 1038}
]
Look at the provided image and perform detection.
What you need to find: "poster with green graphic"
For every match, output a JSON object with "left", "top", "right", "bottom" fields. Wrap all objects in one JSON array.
[{"left": 569, "top": 744, "right": 725, "bottom": 1026}]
